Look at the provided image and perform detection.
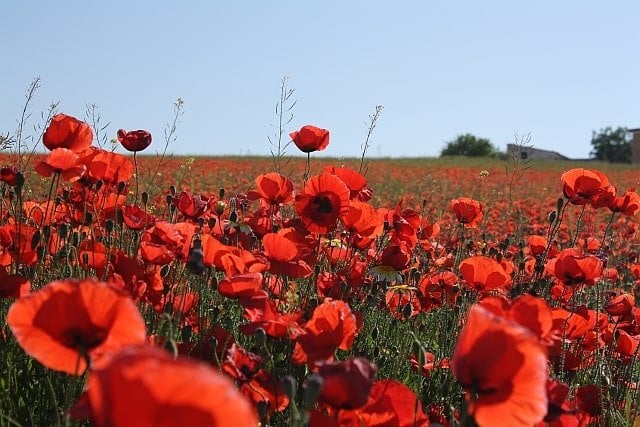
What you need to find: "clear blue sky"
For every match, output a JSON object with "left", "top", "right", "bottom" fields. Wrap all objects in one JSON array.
[{"left": 2, "top": 1, "right": 638, "bottom": 159}]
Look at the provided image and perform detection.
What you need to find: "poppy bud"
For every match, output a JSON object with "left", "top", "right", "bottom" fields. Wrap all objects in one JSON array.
[
  {"left": 160, "top": 265, "right": 170, "bottom": 278},
  {"left": 62, "top": 188, "right": 70, "bottom": 201},
  {"left": 116, "top": 181, "right": 125, "bottom": 195},
  {"left": 42, "top": 225, "right": 51, "bottom": 240},
  {"left": 215, "top": 201, "right": 227, "bottom": 215},
  {"left": 256, "top": 401, "right": 268, "bottom": 421},
  {"left": 58, "top": 223, "right": 69, "bottom": 239},
  {"left": 371, "top": 326, "right": 379, "bottom": 340},
  {"left": 548, "top": 210, "right": 557, "bottom": 225},
  {"left": 162, "top": 339, "right": 178, "bottom": 358},
  {"left": 412, "top": 340, "right": 426, "bottom": 367},
  {"left": 181, "top": 325, "right": 193, "bottom": 342},
  {"left": 31, "top": 230, "right": 41, "bottom": 250},
  {"left": 210, "top": 305, "right": 220, "bottom": 319},
  {"left": 229, "top": 210, "right": 238, "bottom": 223},
  {"left": 401, "top": 303, "right": 413, "bottom": 319},
  {"left": 372, "top": 346, "right": 380, "bottom": 358},
  {"left": 254, "top": 327, "right": 267, "bottom": 347},
  {"left": 219, "top": 188, "right": 225, "bottom": 199},
  {"left": 141, "top": 191, "right": 149, "bottom": 204},
  {"left": 36, "top": 246, "right": 46, "bottom": 261},
  {"left": 105, "top": 219, "right": 115, "bottom": 233},
  {"left": 15, "top": 171, "right": 25, "bottom": 189},
  {"left": 208, "top": 217, "right": 217, "bottom": 229},
  {"left": 302, "top": 374, "right": 324, "bottom": 409},
  {"left": 169, "top": 185, "right": 176, "bottom": 196},
  {"left": 556, "top": 197, "right": 564, "bottom": 212},
  {"left": 281, "top": 375, "right": 297, "bottom": 400}
]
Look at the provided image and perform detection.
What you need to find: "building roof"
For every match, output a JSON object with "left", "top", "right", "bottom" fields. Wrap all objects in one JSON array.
[
  {"left": 627, "top": 128, "right": 640, "bottom": 132},
  {"left": 506, "top": 144, "right": 569, "bottom": 160}
]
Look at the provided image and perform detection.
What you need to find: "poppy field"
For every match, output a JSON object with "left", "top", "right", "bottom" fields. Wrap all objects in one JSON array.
[{"left": 1, "top": 114, "right": 640, "bottom": 426}]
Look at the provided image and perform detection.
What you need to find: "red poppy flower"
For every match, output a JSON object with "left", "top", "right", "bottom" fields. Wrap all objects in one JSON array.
[
  {"left": 323, "top": 165, "right": 373, "bottom": 201},
  {"left": 561, "top": 168, "right": 616, "bottom": 207},
  {"left": 292, "top": 299, "right": 358, "bottom": 365},
  {"left": 117, "top": 128, "right": 152, "bottom": 152},
  {"left": 43, "top": 113, "right": 93, "bottom": 153},
  {"left": 295, "top": 173, "right": 350, "bottom": 233},
  {"left": 549, "top": 248, "right": 603, "bottom": 286},
  {"left": 262, "top": 231, "right": 313, "bottom": 278},
  {"left": 383, "top": 201, "right": 421, "bottom": 248},
  {"left": 607, "top": 187, "right": 640, "bottom": 216},
  {"left": 380, "top": 241, "right": 412, "bottom": 271},
  {"left": 451, "top": 197, "right": 483, "bottom": 228},
  {"left": 0, "top": 274, "right": 30, "bottom": 298},
  {"left": 7, "top": 279, "right": 146, "bottom": 375},
  {"left": 35, "top": 148, "right": 87, "bottom": 182},
  {"left": 122, "top": 204, "right": 156, "bottom": 230},
  {"left": 459, "top": 255, "right": 511, "bottom": 290},
  {"left": 140, "top": 241, "right": 175, "bottom": 265},
  {"left": 419, "top": 270, "right": 460, "bottom": 306},
  {"left": 452, "top": 305, "right": 548, "bottom": 427},
  {"left": 222, "top": 343, "right": 289, "bottom": 413},
  {"left": 174, "top": 191, "right": 209, "bottom": 219},
  {"left": 332, "top": 379, "right": 429, "bottom": 427},
  {"left": 604, "top": 292, "right": 635, "bottom": 316},
  {"left": 0, "top": 166, "right": 18, "bottom": 186},
  {"left": 479, "top": 295, "right": 557, "bottom": 345},
  {"left": 80, "top": 147, "right": 134, "bottom": 185},
  {"left": 218, "top": 272, "right": 263, "bottom": 299},
  {"left": 341, "top": 200, "right": 384, "bottom": 249},
  {"left": 78, "top": 239, "right": 108, "bottom": 270},
  {"left": 316, "top": 357, "right": 377, "bottom": 410},
  {"left": 71, "top": 345, "right": 258, "bottom": 427},
  {"left": 290, "top": 124, "right": 330, "bottom": 153},
  {"left": 615, "top": 330, "right": 639, "bottom": 357},
  {"left": 247, "top": 172, "right": 294, "bottom": 206},
  {"left": 239, "top": 290, "right": 304, "bottom": 339}
]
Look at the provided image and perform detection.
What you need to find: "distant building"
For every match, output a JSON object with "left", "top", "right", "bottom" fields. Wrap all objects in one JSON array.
[
  {"left": 506, "top": 144, "right": 569, "bottom": 161},
  {"left": 629, "top": 128, "right": 640, "bottom": 163}
]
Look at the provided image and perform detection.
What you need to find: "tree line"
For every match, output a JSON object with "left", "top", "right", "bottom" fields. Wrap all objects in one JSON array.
[{"left": 440, "top": 127, "right": 634, "bottom": 163}]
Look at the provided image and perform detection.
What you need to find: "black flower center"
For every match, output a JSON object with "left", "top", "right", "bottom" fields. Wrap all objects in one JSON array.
[{"left": 313, "top": 196, "right": 333, "bottom": 214}]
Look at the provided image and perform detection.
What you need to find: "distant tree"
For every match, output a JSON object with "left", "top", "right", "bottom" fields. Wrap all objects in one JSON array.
[
  {"left": 590, "top": 127, "right": 631, "bottom": 163},
  {"left": 440, "top": 133, "right": 497, "bottom": 157}
]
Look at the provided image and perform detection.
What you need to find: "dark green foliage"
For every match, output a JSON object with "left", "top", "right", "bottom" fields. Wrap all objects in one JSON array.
[
  {"left": 440, "top": 133, "right": 498, "bottom": 157},
  {"left": 590, "top": 127, "right": 631, "bottom": 163}
]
